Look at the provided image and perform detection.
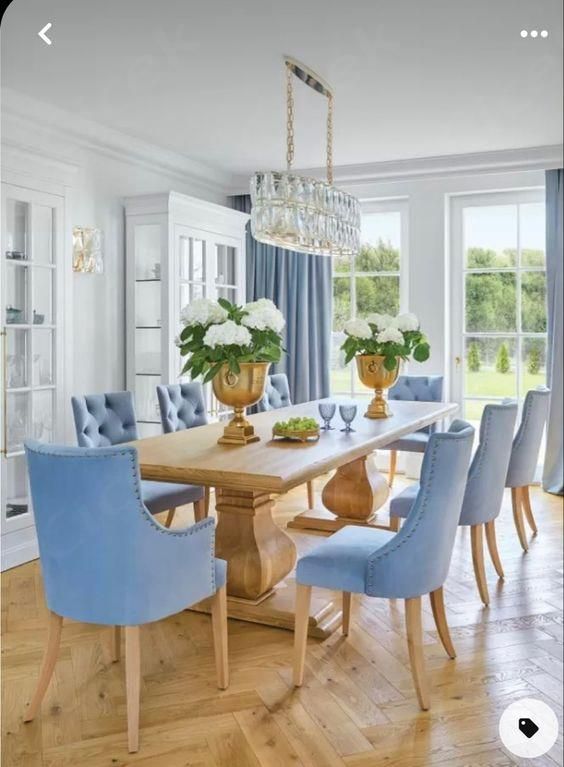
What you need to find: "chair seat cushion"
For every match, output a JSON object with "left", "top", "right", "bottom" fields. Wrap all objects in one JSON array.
[
  {"left": 296, "top": 526, "right": 396, "bottom": 594},
  {"left": 381, "top": 432, "right": 430, "bottom": 453},
  {"left": 214, "top": 558, "right": 227, "bottom": 589},
  {"left": 389, "top": 483, "right": 420, "bottom": 519},
  {"left": 141, "top": 480, "right": 204, "bottom": 515}
]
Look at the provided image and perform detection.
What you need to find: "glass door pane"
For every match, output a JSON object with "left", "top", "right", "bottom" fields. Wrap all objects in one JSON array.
[
  {"left": 33, "top": 267, "right": 54, "bottom": 325},
  {"left": 5, "top": 263, "right": 29, "bottom": 325},
  {"left": 5, "top": 456, "right": 30, "bottom": 520},
  {"left": 5, "top": 200, "right": 29, "bottom": 260},
  {"left": 6, "top": 329, "right": 28, "bottom": 388},
  {"left": 32, "top": 329, "right": 54, "bottom": 386},
  {"left": 33, "top": 205, "right": 54, "bottom": 264},
  {"left": 6, "top": 392, "right": 30, "bottom": 454},
  {"left": 32, "top": 390, "right": 54, "bottom": 442}
]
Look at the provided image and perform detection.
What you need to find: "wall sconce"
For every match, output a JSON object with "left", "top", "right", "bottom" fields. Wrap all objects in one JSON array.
[{"left": 73, "top": 227, "right": 103, "bottom": 273}]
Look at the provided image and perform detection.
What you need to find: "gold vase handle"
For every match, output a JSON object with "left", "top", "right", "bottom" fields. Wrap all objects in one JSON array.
[{"left": 224, "top": 370, "right": 239, "bottom": 387}]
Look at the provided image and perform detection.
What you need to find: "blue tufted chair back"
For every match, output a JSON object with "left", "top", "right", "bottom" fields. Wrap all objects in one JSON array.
[
  {"left": 388, "top": 375, "right": 444, "bottom": 434},
  {"left": 366, "top": 420, "right": 474, "bottom": 599},
  {"left": 257, "top": 374, "right": 292, "bottom": 412},
  {"left": 72, "top": 392, "right": 139, "bottom": 447},
  {"left": 506, "top": 388, "right": 550, "bottom": 488},
  {"left": 25, "top": 440, "right": 220, "bottom": 626},
  {"left": 156, "top": 383, "right": 208, "bottom": 434},
  {"left": 459, "top": 402, "right": 518, "bottom": 526}
]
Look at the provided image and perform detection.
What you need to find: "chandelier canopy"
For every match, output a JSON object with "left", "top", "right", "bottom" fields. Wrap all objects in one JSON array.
[{"left": 250, "top": 58, "right": 361, "bottom": 257}]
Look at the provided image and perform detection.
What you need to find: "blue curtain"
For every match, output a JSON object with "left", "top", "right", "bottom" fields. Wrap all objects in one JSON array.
[
  {"left": 231, "top": 195, "right": 332, "bottom": 404},
  {"left": 543, "top": 169, "right": 563, "bottom": 495}
]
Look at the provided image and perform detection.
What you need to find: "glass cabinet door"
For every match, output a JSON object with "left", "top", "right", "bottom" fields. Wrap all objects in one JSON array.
[{"left": 2, "top": 188, "right": 61, "bottom": 534}]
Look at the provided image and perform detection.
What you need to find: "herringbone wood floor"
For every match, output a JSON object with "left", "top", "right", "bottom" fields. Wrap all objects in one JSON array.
[{"left": 2, "top": 478, "right": 563, "bottom": 767}]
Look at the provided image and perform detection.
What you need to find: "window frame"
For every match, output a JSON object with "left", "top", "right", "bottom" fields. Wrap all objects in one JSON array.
[
  {"left": 450, "top": 188, "right": 547, "bottom": 418},
  {"left": 331, "top": 198, "right": 409, "bottom": 396}
]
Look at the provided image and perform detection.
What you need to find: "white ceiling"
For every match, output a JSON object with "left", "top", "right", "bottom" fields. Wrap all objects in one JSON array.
[{"left": 2, "top": 0, "right": 563, "bottom": 177}]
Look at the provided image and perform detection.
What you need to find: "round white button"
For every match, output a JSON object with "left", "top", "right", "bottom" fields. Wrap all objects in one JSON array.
[{"left": 499, "top": 698, "right": 559, "bottom": 758}]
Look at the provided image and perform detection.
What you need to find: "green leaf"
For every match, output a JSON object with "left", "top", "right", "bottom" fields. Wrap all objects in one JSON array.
[{"left": 413, "top": 343, "right": 430, "bottom": 362}]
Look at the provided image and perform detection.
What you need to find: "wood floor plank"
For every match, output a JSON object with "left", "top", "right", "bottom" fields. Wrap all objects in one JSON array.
[{"left": 2, "top": 482, "right": 562, "bottom": 767}]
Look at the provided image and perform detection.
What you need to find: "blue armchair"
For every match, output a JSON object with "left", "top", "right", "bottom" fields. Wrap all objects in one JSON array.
[
  {"left": 156, "top": 382, "right": 211, "bottom": 515},
  {"left": 379, "top": 375, "right": 444, "bottom": 486},
  {"left": 506, "top": 388, "right": 551, "bottom": 551},
  {"left": 257, "top": 374, "right": 314, "bottom": 510},
  {"left": 293, "top": 420, "right": 474, "bottom": 710},
  {"left": 23, "top": 441, "right": 228, "bottom": 753},
  {"left": 72, "top": 391, "right": 205, "bottom": 528},
  {"left": 390, "top": 402, "right": 517, "bottom": 605}
]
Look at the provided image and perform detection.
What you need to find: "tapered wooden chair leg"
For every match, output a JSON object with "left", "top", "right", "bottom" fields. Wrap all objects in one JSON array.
[
  {"left": 112, "top": 626, "right": 121, "bottom": 662},
  {"left": 24, "top": 611, "right": 63, "bottom": 722},
  {"left": 471, "top": 524, "right": 490, "bottom": 606},
  {"left": 511, "top": 487, "right": 529, "bottom": 552},
  {"left": 521, "top": 485, "right": 538, "bottom": 535},
  {"left": 164, "top": 508, "right": 176, "bottom": 528},
  {"left": 204, "top": 486, "right": 211, "bottom": 516},
  {"left": 125, "top": 626, "right": 141, "bottom": 753},
  {"left": 193, "top": 498, "right": 206, "bottom": 523},
  {"left": 389, "top": 450, "right": 397, "bottom": 487},
  {"left": 429, "top": 588, "right": 456, "bottom": 659},
  {"left": 293, "top": 584, "right": 312, "bottom": 687},
  {"left": 342, "top": 592, "right": 352, "bottom": 636},
  {"left": 389, "top": 516, "right": 400, "bottom": 532},
  {"left": 485, "top": 520, "right": 505, "bottom": 579},
  {"left": 306, "top": 481, "right": 314, "bottom": 510},
  {"left": 405, "top": 597, "right": 430, "bottom": 710},
  {"left": 210, "top": 585, "right": 229, "bottom": 690}
]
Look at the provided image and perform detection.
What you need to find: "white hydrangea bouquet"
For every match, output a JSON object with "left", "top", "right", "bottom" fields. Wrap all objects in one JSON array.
[
  {"left": 341, "top": 312, "right": 430, "bottom": 371},
  {"left": 178, "top": 297, "right": 285, "bottom": 382}
]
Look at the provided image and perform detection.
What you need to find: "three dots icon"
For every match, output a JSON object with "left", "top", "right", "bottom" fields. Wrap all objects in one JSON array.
[{"left": 520, "top": 30, "right": 549, "bottom": 38}]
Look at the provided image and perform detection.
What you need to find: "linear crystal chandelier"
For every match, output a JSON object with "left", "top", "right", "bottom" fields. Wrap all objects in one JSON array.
[{"left": 250, "top": 58, "right": 361, "bottom": 257}]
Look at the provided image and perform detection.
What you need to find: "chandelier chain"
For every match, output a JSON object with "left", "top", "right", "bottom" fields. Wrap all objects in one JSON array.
[
  {"left": 286, "top": 64, "right": 294, "bottom": 170},
  {"left": 327, "top": 94, "right": 334, "bottom": 185}
]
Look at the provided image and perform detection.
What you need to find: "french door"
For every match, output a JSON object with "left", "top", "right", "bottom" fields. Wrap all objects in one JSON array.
[
  {"left": 450, "top": 189, "right": 547, "bottom": 431},
  {"left": 1, "top": 183, "right": 67, "bottom": 569}
]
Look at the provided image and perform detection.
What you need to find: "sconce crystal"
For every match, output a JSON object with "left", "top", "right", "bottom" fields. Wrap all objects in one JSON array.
[{"left": 72, "top": 227, "right": 103, "bottom": 273}]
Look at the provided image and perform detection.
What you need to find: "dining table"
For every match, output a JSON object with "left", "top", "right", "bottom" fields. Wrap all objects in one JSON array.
[{"left": 132, "top": 398, "right": 458, "bottom": 637}]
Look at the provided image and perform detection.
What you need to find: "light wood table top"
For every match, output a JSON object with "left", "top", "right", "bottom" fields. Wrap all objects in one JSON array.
[{"left": 132, "top": 399, "right": 458, "bottom": 494}]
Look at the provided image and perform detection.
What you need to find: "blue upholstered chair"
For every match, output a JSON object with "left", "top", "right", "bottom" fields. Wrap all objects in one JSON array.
[
  {"left": 257, "top": 374, "right": 314, "bottom": 510},
  {"left": 293, "top": 420, "right": 474, "bottom": 710},
  {"left": 71, "top": 392, "right": 205, "bottom": 528},
  {"left": 23, "top": 441, "right": 228, "bottom": 753},
  {"left": 156, "top": 383, "right": 211, "bottom": 515},
  {"left": 390, "top": 402, "right": 517, "bottom": 606},
  {"left": 379, "top": 375, "right": 444, "bottom": 487},
  {"left": 506, "top": 388, "right": 551, "bottom": 551}
]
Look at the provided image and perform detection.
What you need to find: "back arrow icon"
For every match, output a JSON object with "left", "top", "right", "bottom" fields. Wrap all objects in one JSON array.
[{"left": 38, "top": 23, "right": 52, "bottom": 45}]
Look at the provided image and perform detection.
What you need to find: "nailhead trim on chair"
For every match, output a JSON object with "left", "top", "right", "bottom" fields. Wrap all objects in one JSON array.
[{"left": 25, "top": 444, "right": 217, "bottom": 594}]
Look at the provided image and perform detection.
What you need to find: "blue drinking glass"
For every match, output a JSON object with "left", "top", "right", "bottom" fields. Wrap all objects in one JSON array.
[
  {"left": 318, "top": 402, "right": 337, "bottom": 430},
  {"left": 339, "top": 403, "right": 357, "bottom": 433}
]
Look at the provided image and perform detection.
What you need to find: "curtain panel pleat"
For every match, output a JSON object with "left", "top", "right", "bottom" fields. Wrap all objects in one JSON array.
[
  {"left": 542, "top": 169, "right": 563, "bottom": 495},
  {"left": 231, "top": 195, "right": 332, "bottom": 404}
]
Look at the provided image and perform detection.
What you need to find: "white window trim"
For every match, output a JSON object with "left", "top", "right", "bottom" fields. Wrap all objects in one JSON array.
[{"left": 449, "top": 187, "right": 546, "bottom": 414}]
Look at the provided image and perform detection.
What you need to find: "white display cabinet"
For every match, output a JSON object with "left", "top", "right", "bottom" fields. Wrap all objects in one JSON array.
[
  {"left": 1, "top": 182, "right": 69, "bottom": 569},
  {"left": 125, "top": 193, "right": 248, "bottom": 437}
]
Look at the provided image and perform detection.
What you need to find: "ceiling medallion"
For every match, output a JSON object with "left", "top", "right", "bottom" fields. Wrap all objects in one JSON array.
[{"left": 250, "top": 57, "right": 361, "bottom": 257}]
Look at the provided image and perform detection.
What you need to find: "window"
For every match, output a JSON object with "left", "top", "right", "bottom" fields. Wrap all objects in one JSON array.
[
  {"left": 331, "top": 201, "right": 407, "bottom": 395},
  {"left": 453, "top": 192, "right": 547, "bottom": 427}
]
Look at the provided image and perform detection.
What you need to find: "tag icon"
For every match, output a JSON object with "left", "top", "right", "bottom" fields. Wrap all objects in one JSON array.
[{"left": 518, "top": 718, "right": 539, "bottom": 739}]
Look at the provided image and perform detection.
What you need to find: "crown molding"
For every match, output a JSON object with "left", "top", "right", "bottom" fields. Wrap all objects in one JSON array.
[
  {"left": 1, "top": 88, "right": 234, "bottom": 198},
  {"left": 229, "top": 144, "right": 563, "bottom": 193}
]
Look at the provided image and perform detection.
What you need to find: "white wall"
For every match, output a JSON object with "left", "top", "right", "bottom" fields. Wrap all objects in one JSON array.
[
  {"left": 1, "top": 92, "right": 229, "bottom": 416},
  {"left": 341, "top": 169, "right": 546, "bottom": 398},
  {"left": 69, "top": 153, "right": 225, "bottom": 397}
]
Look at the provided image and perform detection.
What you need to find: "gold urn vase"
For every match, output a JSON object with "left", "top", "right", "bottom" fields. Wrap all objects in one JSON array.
[
  {"left": 356, "top": 355, "right": 401, "bottom": 419},
  {"left": 212, "top": 362, "right": 270, "bottom": 445}
]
